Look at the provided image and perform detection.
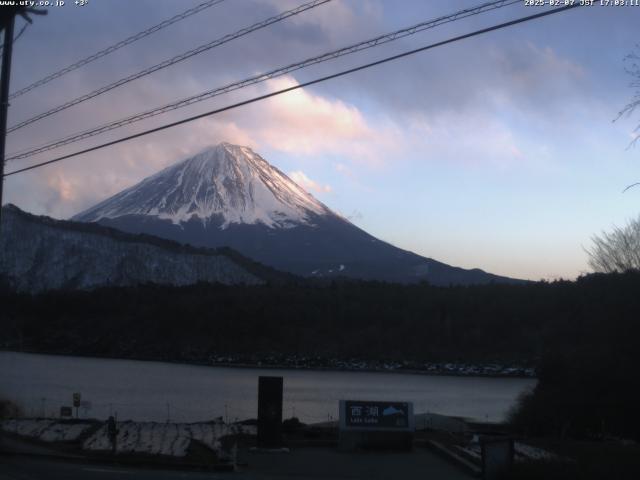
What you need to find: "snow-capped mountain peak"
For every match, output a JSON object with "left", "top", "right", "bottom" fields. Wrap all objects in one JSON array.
[
  {"left": 73, "top": 143, "right": 331, "bottom": 229},
  {"left": 72, "top": 142, "right": 521, "bottom": 285}
]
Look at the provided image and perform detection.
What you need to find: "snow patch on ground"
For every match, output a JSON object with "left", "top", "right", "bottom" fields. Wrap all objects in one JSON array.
[
  {"left": 83, "top": 420, "right": 256, "bottom": 457},
  {"left": 1, "top": 418, "right": 256, "bottom": 458},
  {"left": 514, "top": 442, "right": 558, "bottom": 461},
  {"left": 0, "top": 419, "right": 93, "bottom": 442},
  {"left": 454, "top": 445, "right": 481, "bottom": 459},
  {"left": 454, "top": 441, "right": 557, "bottom": 464}
]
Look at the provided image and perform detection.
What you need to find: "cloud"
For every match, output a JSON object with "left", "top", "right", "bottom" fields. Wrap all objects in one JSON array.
[
  {"left": 0, "top": 0, "right": 613, "bottom": 227},
  {"left": 405, "top": 111, "right": 525, "bottom": 168},
  {"left": 5, "top": 73, "right": 400, "bottom": 218},
  {"left": 289, "top": 170, "right": 332, "bottom": 193},
  {"left": 256, "top": 77, "right": 378, "bottom": 152},
  {"left": 483, "top": 42, "right": 587, "bottom": 119},
  {"left": 335, "top": 163, "right": 352, "bottom": 175},
  {"left": 261, "top": 0, "right": 377, "bottom": 42},
  {"left": 347, "top": 209, "right": 364, "bottom": 222},
  {"left": 336, "top": 32, "right": 592, "bottom": 129},
  {"left": 47, "top": 173, "right": 77, "bottom": 202},
  {"left": 203, "top": 74, "right": 404, "bottom": 167}
]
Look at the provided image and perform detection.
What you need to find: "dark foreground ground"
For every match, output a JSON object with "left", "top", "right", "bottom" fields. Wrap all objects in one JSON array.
[
  {"left": 0, "top": 448, "right": 472, "bottom": 480},
  {"left": 4, "top": 421, "right": 640, "bottom": 479}
]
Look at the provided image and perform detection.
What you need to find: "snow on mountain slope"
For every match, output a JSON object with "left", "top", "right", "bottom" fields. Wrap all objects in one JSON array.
[
  {"left": 0, "top": 205, "right": 264, "bottom": 293},
  {"left": 74, "top": 143, "right": 331, "bottom": 229}
]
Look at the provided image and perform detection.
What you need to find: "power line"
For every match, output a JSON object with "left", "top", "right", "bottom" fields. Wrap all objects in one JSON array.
[
  {"left": 0, "top": 21, "right": 28, "bottom": 52},
  {"left": 8, "top": 0, "right": 227, "bottom": 100},
  {"left": 3, "top": 3, "right": 582, "bottom": 178},
  {"left": 13, "top": 21, "right": 28, "bottom": 42},
  {"left": 6, "top": 0, "right": 332, "bottom": 133},
  {"left": 6, "top": 0, "right": 520, "bottom": 162}
]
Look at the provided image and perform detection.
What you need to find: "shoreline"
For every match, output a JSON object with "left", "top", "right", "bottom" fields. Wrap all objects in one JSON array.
[{"left": 0, "top": 348, "right": 537, "bottom": 379}]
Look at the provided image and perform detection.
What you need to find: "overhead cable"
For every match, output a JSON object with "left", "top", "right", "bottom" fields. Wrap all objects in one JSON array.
[
  {"left": 7, "top": 0, "right": 332, "bottom": 133},
  {"left": 9, "top": 0, "right": 227, "bottom": 99},
  {"left": 4, "top": 3, "right": 582, "bottom": 178},
  {"left": 6, "top": 0, "right": 519, "bottom": 161}
]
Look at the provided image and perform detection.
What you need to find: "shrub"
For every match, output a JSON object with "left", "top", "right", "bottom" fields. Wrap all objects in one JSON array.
[{"left": 0, "top": 398, "right": 23, "bottom": 419}]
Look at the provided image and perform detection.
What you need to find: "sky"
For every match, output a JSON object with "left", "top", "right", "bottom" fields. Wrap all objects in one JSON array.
[{"left": 2, "top": 0, "right": 640, "bottom": 281}]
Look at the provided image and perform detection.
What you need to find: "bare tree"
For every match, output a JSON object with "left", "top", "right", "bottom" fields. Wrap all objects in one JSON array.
[
  {"left": 618, "top": 46, "right": 640, "bottom": 141},
  {"left": 615, "top": 47, "right": 640, "bottom": 192},
  {"left": 587, "top": 216, "right": 640, "bottom": 273}
]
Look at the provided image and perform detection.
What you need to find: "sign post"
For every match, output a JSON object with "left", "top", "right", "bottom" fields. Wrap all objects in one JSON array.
[
  {"left": 338, "top": 400, "right": 414, "bottom": 451},
  {"left": 257, "top": 376, "right": 283, "bottom": 448},
  {"left": 72, "top": 393, "right": 81, "bottom": 419},
  {"left": 481, "top": 436, "right": 514, "bottom": 479},
  {"left": 80, "top": 400, "right": 92, "bottom": 416},
  {"left": 107, "top": 415, "right": 118, "bottom": 455}
]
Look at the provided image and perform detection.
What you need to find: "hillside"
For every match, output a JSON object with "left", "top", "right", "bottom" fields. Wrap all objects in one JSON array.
[{"left": 0, "top": 204, "right": 286, "bottom": 292}]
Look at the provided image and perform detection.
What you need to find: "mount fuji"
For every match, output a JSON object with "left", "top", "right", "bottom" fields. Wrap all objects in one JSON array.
[{"left": 73, "top": 142, "right": 517, "bottom": 285}]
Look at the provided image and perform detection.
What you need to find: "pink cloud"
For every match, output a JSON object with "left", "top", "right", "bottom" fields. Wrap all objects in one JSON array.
[
  {"left": 288, "top": 170, "right": 332, "bottom": 193},
  {"left": 245, "top": 76, "right": 404, "bottom": 167}
]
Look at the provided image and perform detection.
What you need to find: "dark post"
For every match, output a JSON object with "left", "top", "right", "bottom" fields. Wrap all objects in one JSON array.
[
  {"left": 257, "top": 376, "right": 283, "bottom": 448},
  {"left": 0, "top": 13, "right": 15, "bottom": 232},
  {"left": 73, "top": 392, "right": 81, "bottom": 419},
  {"left": 481, "top": 436, "right": 514, "bottom": 480},
  {"left": 107, "top": 415, "right": 118, "bottom": 455},
  {"left": 0, "top": 6, "right": 46, "bottom": 232}
]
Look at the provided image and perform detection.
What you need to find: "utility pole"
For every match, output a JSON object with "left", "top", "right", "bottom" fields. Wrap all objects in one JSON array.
[
  {"left": 0, "top": 7, "right": 46, "bottom": 234},
  {"left": 0, "top": 12, "right": 15, "bottom": 232}
]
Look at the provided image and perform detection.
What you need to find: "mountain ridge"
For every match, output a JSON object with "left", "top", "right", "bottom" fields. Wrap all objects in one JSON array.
[{"left": 0, "top": 204, "right": 297, "bottom": 292}]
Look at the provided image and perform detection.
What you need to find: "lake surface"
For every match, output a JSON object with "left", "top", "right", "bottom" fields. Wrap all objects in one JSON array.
[{"left": 1, "top": 351, "right": 535, "bottom": 424}]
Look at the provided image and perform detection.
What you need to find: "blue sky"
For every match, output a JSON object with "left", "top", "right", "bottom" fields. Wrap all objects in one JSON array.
[{"left": 3, "top": 0, "right": 640, "bottom": 280}]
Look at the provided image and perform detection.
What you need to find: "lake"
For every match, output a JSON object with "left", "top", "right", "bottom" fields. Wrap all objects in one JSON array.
[{"left": 1, "top": 351, "right": 535, "bottom": 424}]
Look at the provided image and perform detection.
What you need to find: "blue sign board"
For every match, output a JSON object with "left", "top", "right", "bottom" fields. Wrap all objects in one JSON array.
[{"left": 339, "top": 400, "right": 414, "bottom": 432}]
